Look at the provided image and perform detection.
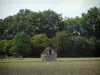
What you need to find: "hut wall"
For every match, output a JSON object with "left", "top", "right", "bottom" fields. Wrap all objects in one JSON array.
[{"left": 41, "top": 53, "right": 57, "bottom": 61}]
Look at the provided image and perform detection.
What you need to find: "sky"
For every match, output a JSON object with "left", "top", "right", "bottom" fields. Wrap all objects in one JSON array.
[{"left": 0, "top": 0, "right": 100, "bottom": 19}]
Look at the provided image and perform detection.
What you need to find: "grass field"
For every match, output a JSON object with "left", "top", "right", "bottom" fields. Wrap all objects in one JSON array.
[{"left": 0, "top": 58, "right": 100, "bottom": 75}]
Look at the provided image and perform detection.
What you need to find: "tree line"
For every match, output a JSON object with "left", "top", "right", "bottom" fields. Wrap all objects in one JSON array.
[{"left": 0, "top": 7, "right": 100, "bottom": 57}]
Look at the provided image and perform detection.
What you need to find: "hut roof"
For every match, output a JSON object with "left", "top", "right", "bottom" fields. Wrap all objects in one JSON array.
[{"left": 41, "top": 47, "right": 57, "bottom": 54}]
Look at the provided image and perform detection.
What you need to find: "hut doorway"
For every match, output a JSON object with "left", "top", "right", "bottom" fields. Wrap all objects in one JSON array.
[{"left": 49, "top": 50, "right": 52, "bottom": 55}]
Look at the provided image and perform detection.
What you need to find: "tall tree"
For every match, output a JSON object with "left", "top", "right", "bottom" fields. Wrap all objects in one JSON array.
[{"left": 11, "top": 32, "right": 31, "bottom": 56}]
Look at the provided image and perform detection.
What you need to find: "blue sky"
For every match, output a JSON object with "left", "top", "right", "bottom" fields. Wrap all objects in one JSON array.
[{"left": 0, "top": 0, "right": 100, "bottom": 19}]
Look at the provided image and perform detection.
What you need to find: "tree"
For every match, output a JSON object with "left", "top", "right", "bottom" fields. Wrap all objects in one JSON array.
[
  {"left": 11, "top": 32, "right": 31, "bottom": 57},
  {"left": 80, "top": 7, "right": 100, "bottom": 38},
  {"left": 31, "top": 34, "right": 49, "bottom": 47},
  {"left": 30, "top": 34, "right": 49, "bottom": 57},
  {"left": 0, "top": 19, "right": 5, "bottom": 40},
  {"left": 0, "top": 7, "right": 100, "bottom": 57},
  {"left": 63, "top": 17, "right": 81, "bottom": 36},
  {"left": 33, "top": 9, "right": 63, "bottom": 37},
  {"left": 0, "top": 40, "right": 8, "bottom": 56},
  {"left": 55, "top": 31, "right": 70, "bottom": 56}
]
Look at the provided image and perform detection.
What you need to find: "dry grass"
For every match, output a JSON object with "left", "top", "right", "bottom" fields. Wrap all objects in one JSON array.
[{"left": 0, "top": 58, "right": 100, "bottom": 75}]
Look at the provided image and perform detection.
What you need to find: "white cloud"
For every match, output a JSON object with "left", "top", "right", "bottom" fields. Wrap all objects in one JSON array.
[
  {"left": 0, "top": 0, "right": 100, "bottom": 19},
  {"left": 60, "top": 0, "right": 83, "bottom": 11}
]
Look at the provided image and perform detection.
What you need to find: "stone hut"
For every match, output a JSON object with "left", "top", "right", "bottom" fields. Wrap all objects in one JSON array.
[{"left": 41, "top": 47, "right": 57, "bottom": 61}]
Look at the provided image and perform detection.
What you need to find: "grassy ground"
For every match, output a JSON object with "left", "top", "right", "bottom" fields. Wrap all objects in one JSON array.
[{"left": 0, "top": 58, "right": 100, "bottom": 75}]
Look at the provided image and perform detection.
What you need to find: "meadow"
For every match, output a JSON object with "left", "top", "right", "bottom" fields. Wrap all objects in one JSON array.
[{"left": 0, "top": 58, "right": 100, "bottom": 75}]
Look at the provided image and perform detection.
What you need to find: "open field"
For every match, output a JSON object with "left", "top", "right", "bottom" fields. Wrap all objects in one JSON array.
[{"left": 0, "top": 58, "right": 100, "bottom": 75}]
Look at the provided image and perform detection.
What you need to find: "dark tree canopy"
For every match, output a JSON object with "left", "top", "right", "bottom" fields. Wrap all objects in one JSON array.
[{"left": 0, "top": 7, "right": 100, "bottom": 57}]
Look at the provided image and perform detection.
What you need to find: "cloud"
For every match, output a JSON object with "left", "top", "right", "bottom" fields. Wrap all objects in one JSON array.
[
  {"left": 83, "top": 0, "right": 100, "bottom": 8},
  {"left": 60, "top": 0, "right": 83, "bottom": 11}
]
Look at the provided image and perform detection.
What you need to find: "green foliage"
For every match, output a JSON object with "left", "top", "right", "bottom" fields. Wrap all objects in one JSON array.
[
  {"left": 31, "top": 34, "right": 49, "bottom": 47},
  {"left": 0, "top": 40, "right": 8, "bottom": 55},
  {"left": 10, "top": 32, "right": 31, "bottom": 56},
  {"left": 0, "top": 7, "right": 100, "bottom": 57}
]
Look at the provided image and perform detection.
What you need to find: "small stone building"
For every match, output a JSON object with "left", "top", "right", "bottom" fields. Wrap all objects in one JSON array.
[{"left": 41, "top": 47, "right": 57, "bottom": 61}]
